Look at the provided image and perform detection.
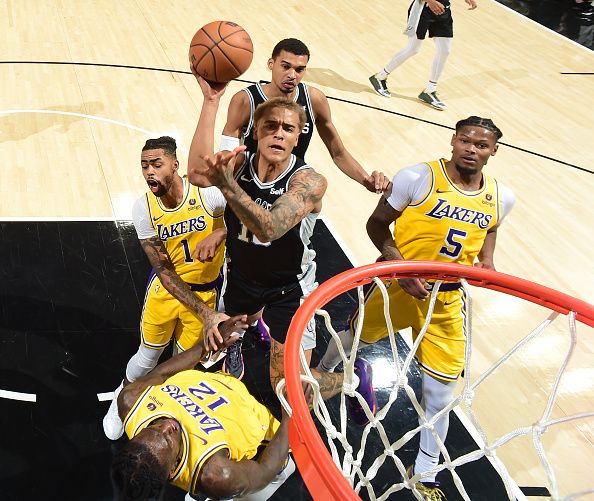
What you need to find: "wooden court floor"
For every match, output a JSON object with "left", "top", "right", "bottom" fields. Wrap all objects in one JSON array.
[{"left": 1, "top": 0, "right": 593, "bottom": 499}]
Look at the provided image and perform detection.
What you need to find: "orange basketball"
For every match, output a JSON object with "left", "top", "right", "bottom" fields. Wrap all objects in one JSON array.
[{"left": 189, "top": 21, "right": 253, "bottom": 83}]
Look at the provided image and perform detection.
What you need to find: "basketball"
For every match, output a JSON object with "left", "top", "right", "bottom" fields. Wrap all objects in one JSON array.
[{"left": 189, "top": 21, "right": 253, "bottom": 83}]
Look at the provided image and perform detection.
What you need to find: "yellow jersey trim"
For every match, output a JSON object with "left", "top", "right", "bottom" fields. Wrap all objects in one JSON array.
[{"left": 440, "top": 159, "right": 487, "bottom": 197}]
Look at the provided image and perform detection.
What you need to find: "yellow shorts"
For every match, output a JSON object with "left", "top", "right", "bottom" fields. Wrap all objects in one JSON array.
[
  {"left": 140, "top": 274, "right": 221, "bottom": 352},
  {"left": 350, "top": 280, "right": 468, "bottom": 381}
]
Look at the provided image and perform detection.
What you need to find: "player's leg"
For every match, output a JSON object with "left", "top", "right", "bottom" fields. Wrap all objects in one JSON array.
[
  {"left": 267, "top": 286, "right": 377, "bottom": 425},
  {"left": 370, "top": 0, "right": 429, "bottom": 97},
  {"left": 175, "top": 286, "right": 221, "bottom": 358},
  {"left": 418, "top": 7, "right": 453, "bottom": 110},
  {"left": 103, "top": 279, "right": 175, "bottom": 439},
  {"left": 317, "top": 278, "right": 410, "bottom": 372},
  {"left": 220, "top": 272, "right": 265, "bottom": 379},
  {"left": 370, "top": 36, "right": 423, "bottom": 97},
  {"left": 408, "top": 286, "right": 466, "bottom": 489}
]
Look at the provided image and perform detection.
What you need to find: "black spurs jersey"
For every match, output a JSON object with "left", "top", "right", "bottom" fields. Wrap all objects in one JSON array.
[
  {"left": 224, "top": 152, "right": 318, "bottom": 287},
  {"left": 241, "top": 82, "right": 315, "bottom": 160}
]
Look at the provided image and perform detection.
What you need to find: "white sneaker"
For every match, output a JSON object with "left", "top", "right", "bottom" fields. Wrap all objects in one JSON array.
[{"left": 103, "top": 381, "right": 124, "bottom": 440}]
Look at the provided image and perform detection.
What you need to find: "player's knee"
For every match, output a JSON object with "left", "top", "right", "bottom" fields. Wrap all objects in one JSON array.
[
  {"left": 125, "top": 345, "right": 163, "bottom": 382},
  {"left": 422, "top": 373, "right": 455, "bottom": 414}
]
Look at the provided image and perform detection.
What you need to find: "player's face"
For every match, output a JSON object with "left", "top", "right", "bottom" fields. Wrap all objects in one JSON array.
[
  {"left": 268, "top": 50, "right": 309, "bottom": 94},
  {"left": 450, "top": 126, "right": 499, "bottom": 176},
  {"left": 254, "top": 107, "right": 301, "bottom": 163},
  {"left": 141, "top": 148, "right": 179, "bottom": 197},
  {"left": 134, "top": 417, "right": 183, "bottom": 478}
]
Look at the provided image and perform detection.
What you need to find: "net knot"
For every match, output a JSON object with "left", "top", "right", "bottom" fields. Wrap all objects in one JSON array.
[{"left": 463, "top": 389, "right": 475, "bottom": 405}]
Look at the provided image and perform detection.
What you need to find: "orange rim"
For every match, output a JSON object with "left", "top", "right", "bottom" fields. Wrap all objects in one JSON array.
[{"left": 284, "top": 260, "right": 594, "bottom": 500}]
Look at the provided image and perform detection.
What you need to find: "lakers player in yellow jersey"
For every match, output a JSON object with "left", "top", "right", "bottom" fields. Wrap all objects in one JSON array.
[
  {"left": 319, "top": 117, "right": 515, "bottom": 500},
  {"left": 104, "top": 136, "right": 234, "bottom": 441},
  {"left": 111, "top": 316, "right": 295, "bottom": 501}
]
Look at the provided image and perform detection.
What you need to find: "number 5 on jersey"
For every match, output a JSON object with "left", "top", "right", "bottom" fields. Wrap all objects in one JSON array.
[{"left": 439, "top": 228, "right": 467, "bottom": 259}]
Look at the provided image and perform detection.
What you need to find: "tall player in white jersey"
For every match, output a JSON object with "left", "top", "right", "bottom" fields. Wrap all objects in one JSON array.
[
  {"left": 187, "top": 70, "right": 378, "bottom": 426},
  {"left": 319, "top": 117, "right": 514, "bottom": 500}
]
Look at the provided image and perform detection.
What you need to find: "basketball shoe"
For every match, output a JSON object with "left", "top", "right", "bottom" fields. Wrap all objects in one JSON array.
[
  {"left": 222, "top": 338, "right": 244, "bottom": 380},
  {"left": 346, "top": 358, "right": 377, "bottom": 425},
  {"left": 418, "top": 90, "right": 446, "bottom": 110},
  {"left": 247, "top": 318, "right": 271, "bottom": 351},
  {"left": 103, "top": 381, "right": 124, "bottom": 440},
  {"left": 369, "top": 74, "right": 391, "bottom": 97},
  {"left": 405, "top": 465, "right": 447, "bottom": 501}
]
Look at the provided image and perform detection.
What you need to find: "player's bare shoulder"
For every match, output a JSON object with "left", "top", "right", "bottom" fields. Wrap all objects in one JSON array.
[{"left": 288, "top": 166, "right": 327, "bottom": 204}]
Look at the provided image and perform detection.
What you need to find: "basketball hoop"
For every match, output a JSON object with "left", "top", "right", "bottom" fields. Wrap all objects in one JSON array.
[{"left": 281, "top": 260, "right": 594, "bottom": 501}]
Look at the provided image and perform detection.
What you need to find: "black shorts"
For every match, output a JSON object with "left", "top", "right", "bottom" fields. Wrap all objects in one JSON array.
[
  {"left": 414, "top": 2, "right": 454, "bottom": 39},
  {"left": 223, "top": 271, "right": 316, "bottom": 347}
]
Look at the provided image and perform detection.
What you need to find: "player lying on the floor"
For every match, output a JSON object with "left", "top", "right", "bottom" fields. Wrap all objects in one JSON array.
[{"left": 110, "top": 314, "right": 295, "bottom": 501}]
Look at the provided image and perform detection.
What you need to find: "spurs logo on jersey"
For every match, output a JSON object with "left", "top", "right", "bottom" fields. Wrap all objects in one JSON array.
[
  {"left": 395, "top": 159, "right": 500, "bottom": 265},
  {"left": 144, "top": 177, "right": 225, "bottom": 283},
  {"left": 242, "top": 82, "right": 315, "bottom": 159},
  {"left": 124, "top": 370, "right": 280, "bottom": 495}
]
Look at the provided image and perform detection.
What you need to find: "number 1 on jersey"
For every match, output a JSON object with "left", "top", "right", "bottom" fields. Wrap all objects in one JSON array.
[{"left": 181, "top": 239, "right": 194, "bottom": 263}]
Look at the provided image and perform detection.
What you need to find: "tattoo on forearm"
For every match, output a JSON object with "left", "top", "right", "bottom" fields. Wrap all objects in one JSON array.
[
  {"left": 141, "top": 236, "right": 211, "bottom": 319},
  {"left": 224, "top": 170, "right": 325, "bottom": 241}
]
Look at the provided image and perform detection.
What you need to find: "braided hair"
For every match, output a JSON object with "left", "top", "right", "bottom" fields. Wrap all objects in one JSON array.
[
  {"left": 455, "top": 116, "right": 503, "bottom": 141},
  {"left": 111, "top": 441, "right": 168, "bottom": 501}
]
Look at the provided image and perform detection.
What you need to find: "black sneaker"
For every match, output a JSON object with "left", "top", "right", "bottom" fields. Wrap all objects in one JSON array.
[
  {"left": 369, "top": 74, "right": 391, "bottom": 97},
  {"left": 222, "top": 338, "right": 244, "bottom": 379},
  {"left": 418, "top": 90, "right": 446, "bottom": 110}
]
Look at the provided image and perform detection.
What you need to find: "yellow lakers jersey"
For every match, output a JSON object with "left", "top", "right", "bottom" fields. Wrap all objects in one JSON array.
[
  {"left": 124, "top": 370, "right": 279, "bottom": 494},
  {"left": 395, "top": 159, "right": 500, "bottom": 265},
  {"left": 145, "top": 177, "right": 225, "bottom": 283}
]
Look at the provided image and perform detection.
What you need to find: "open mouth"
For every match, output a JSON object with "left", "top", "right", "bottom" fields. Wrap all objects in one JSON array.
[
  {"left": 147, "top": 179, "right": 160, "bottom": 191},
  {"left": 270, "top": 144, "right": 284, "bottom": 151}
]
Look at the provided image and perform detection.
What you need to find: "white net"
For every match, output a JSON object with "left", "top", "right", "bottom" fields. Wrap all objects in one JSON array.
[{"left": 279, "top": 273, "right": 594, "bottom": 501}]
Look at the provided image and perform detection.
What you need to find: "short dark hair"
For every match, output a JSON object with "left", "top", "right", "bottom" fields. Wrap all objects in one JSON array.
[
  {"left": 142, "top": 136, "right": 177, "bottom": 158},
  {"left": 254, "top": 97, "right": 307, "bottom": 132},
  {"left": 111, "top": 441, "right": 168, "bottom": 501},
  {"left": 455, "top": 116, "right": 503, "bottom": 141},
  {"left": 271, "top": 38, "right": 310, "bottom": 60}
]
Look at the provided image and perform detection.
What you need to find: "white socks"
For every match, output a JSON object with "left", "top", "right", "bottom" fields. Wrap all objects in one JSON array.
[
  {"left": 103, "top": 381, "right": 124, "bottom": 440},
  {"left": 125, "top": 344, "right": 163, "bottom": 383},
  {"left": 415, "top": 373, "right": 455, "bottom": 482},
  {"left": 317, "top": 329, "right": 356, "bottom": 372}
]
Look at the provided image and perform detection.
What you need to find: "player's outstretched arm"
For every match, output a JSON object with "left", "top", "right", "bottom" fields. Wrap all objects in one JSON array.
[
  {"left": 197, "top": 413, "right": 290, "bottom": 498},
  {"left": 221, "top": 90, "right": 251, "bottom": 144},
  {"left": 118, "top": 314, "right": 247, "bottom": 419},
  {"left": 220, "top": 168, "right": 327, "bottom": 243},
  {"left": 139, "top": 235, "right": 229, "bottom": 349},
  {"left": 311, "top": 87, "right": 390, "bottom": 193},
  {"left": 188, "top": 71, "right": 230, "bottom": 187}
]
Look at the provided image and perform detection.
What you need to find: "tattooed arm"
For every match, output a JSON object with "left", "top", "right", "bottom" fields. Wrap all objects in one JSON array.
[
  {"left": 220, "top": 168, "right": 328, "bottom": 243},
  {"left": 140, "top": 236, "right": 229, "bottom": 350}
]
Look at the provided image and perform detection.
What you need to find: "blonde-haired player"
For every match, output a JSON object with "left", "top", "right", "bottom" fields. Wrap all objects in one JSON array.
[
  {"left": 103, "top": 136, "right": 232, "bottom": 441},
  {"left": 318, "top": 117, "right": 515, "bottom": 500}
]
